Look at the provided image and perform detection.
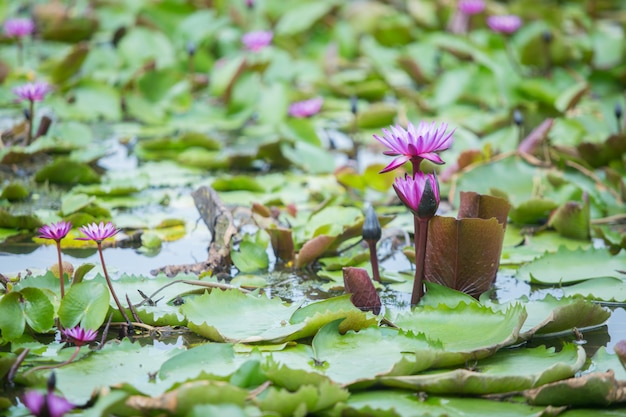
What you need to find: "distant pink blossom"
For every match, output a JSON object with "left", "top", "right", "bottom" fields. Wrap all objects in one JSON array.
[
  {"left": 13, "top": 81, "right": 51, "bottom": 102},
  {"left": 458, "top": 0, "right": 485, "bottom": 15},
  {"left": 288, "top": 97, "right": 323, "bottom": 118},
  {"left": 242, "top": 30, "right": 273, "bottom": 52},
  {"left": 487, "top": 15, "right": 522, "bottom": 34},
  {"left": 373, "top": 121, "right": 455, "bottom": 173},
  {"left": 3, "top": 18, "right": 35, "bottom": 38}
]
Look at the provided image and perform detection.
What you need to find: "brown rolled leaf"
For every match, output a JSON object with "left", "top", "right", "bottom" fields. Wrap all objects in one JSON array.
[
  {"left": 295, "top": 235, "right": 335, "bottom": 268},
  {"left": 518, "top": 118, "right": 553, "bottom": 155},
  {"left": 251, "top": 202, "right": 272, "bottom": 218},
  {"left": 424, "top": 216, "right": 506, "bottom": 298},
  {"left": 343, "top": 267, "right": 381, "bottom": 315},
  {"left": 457, "top": 191, "right": 511, "bottom": 226},
  {"left": 577, "top": 133, "right": 626, "bottom": 168},
  {"left": 266, "top": 227, "right": 295, "bottom": 263}
]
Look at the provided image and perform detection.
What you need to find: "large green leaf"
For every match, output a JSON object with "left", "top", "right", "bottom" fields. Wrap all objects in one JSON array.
[
  {"left": 58, "top": 281, "right": 110, "bottom": 330},
  {"left": 392, "top": 302, "right": 526, "bottom": 363},
  {"left": 380, "top": 344, "right": 586, "bottom": 394},
  {"left": 516, "top": 246, "right": 626, "bottom": 284},
  {"left": 560, "top": 277, "right": 626, "bottom": 302},
  {"left": 50, "top": 339, "right": 185, "bottom": 404},
  {"left": 182, "top": 289, "right": 303, "bottom": 343},
  {"left": 340, "top": 390, "right": 552, "bottom": 417}
]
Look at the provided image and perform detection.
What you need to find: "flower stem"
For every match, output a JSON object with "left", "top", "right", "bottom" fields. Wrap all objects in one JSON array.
[
  {"left": 24, "top": 346, "right": 80, "bottom": 376},
  {"left": 97, "top": 243, "right": 131, "bottom": 324},
  {"left": 411, "top": 217, "right": 429, "bottom": 306},
  {"left": 367, "top": 240, "right": 381, "bottom": 283},
  {"left": 55, "top": 241, "right": 65, "bottom": 298},
  {"left": 27, "top": 99, "right": 34, "bottom": 145}
]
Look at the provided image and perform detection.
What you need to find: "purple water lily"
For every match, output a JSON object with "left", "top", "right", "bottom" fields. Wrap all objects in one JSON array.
[
  {"left": 13, "top": 81, "right": 51, "bottom": 102},
  {"left": 38, "top": 221, "right": 72, "bottom": 298},
  {"left": 22, "top": 373, "right": 74, "bottom": 417},
  {"left": 487, "top": 15, "right": 522, "bottom": 34},
  {"left": 4, "top": 17, "right": 35, "bottom": 38},
  {"left": 458, "top": 0, "right": 485, "bottom": 15},
  {"left": 288, "top": 97, "right": 323, "bottom": 118},
  {"left": 374, "top": 121, "right": 454, "bottom": 173},
  {"left": 76, "top": 222, "right": 130, "bottom": 324},
  {"left": 242, "top": 30, "right": 273, "bottom": 52},
  {"left": 63, "top": 326, "right": 98, "bottom": 347},
  {"left": 393, "top": 172, "right": 440, "bottom": 220},
  {"left": 76, "top": 221, "right": 119, "bottom": 243}
]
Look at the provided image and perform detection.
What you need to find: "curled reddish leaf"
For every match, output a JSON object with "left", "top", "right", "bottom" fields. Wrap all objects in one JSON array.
[
  {"left": 343, "top": 267, "right": 381, "bottom": 315},
  {"left": 266, "top": 226, "right": 295, "bottom": 262},
  {"left": 424, "top": 192, "right": 511, "bottom": 298},
  {"left": 518, "top": 118, "right": 553, "bottom": 155},
  {"left": 296, "top": 235, "right": 335, "bottom": 268}
]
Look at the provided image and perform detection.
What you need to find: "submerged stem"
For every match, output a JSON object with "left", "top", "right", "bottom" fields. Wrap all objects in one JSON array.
[
  {"left": 411, "top": 217, "right": 429, "bottom": 306},
  {"left": 27, "top": 99, "right": 34, "bottom": 145},
  {"left": 98, "top": 243, "right": 131, "bottom": 324}
]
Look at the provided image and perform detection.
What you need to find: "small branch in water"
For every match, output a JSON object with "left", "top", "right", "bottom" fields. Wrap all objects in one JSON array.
[
  {"left": 134, "top": 279, "right": 251, "bottom": 308},
  {"left": 7, "top": 348, "right": 29, "bottom": 387}
]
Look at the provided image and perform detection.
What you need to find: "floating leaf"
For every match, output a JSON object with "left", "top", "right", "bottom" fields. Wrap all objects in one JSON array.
[
  {"left": 58, "top": 281, "right": 110, "bottom": 330},
  {"left": 393, "top": 302, "right": 526, "bottom": 364},
  {"left": 34, "top": 158, "right": 100, "bottom": 185},
  {"left": 381, "top": 344, "right": 586, "bottom": 395},
  {"left": 231, "top": 240, "right": 269, "bottom": 273},
  {"left": 516, "top": 246, "right": 626, "bottom": 284},
  {"left": 182, "top": 290, "right": 303, "bottom": 343}
]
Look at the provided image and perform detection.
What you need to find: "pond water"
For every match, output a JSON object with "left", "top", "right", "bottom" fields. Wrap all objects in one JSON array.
[{"left": 1, "top": 137, "right": 624, "bottom": 361}]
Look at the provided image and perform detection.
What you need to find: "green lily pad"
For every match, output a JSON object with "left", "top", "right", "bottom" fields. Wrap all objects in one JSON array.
[
  {"left": 381, "top": 344, "right": 586, "bottom": 395},
  {"left": 516, "top": 246, "right": 626, "bottom": 285},
  {"left": 182, "top": 289, "right": 303, "bottom": 343}
]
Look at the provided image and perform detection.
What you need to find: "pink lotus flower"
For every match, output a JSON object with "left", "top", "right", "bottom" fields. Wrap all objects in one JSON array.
[
  {"left": 487, "top": 15, "right": 522, "bottom": 34},
  {"left": 4, "top": 17, "right": 35, "bottom": 38},
  {"left": 63, "top": 326, "right": 98, "bottom": 347},
  {"left": 13, "top": 81, "right": 51, "bottom": 102},
  {"left": 374, "top": 121, "right": 454, "bottom": 173},
  {"left": 288, "top": 97, "right": 323, "bottom": 118},
  {"left": 23, "top": 373, "right": 74, "bottom": 417},
  {"left": 393, "top": 172, "right": 440, "bottom": 220},
  {"left": 76, "top": 221, "right": 120, "bottom": 243},
  {"left": 458, "top": 0, "right": 485, "bottom": 15},
  {"left": 242, "top": 30, "right": 273, "bottom": 52},
  {"left": 39, "top": 221, "right": 72, "bottom": 242}
]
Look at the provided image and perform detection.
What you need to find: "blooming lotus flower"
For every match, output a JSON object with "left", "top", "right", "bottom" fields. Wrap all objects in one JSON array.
[
  {"left": 23, "top": 373, "right": 74, "bottom": 417},
  {"left": 63, "top": 326, "right": 98, "bottom": 347},
  {"left": 38, "top": 221, "right": 72, "bottom": 298},
  {"left": 4, "top": 17, "right": 35, "bottom": 38},
  {"left": 242, "top": 30, "right": 273, "bottom": 52},
  {"left": 458, "top": 0, "right": 485, "bottom": 15},
  {"left": 487, "top": 15, "right": 522, "bottom": 34},
  {"left": 76, "top": 221, "right": 119, "bottom": 243},
  {"left": 393, "top": 172, "right": 440, "bottom": 220},
  {"left": 288, "top": 97, "right": 323, "bottom": 118},
  {"left": 39, "top": 221, "right": 72, "bottom": 242},
  {"left": 13, "top": 81, "right": 51, "bottom": 102},
  {"left": 374, "top": 121, "right": 454, "bottom": 173},
  {"left": 76, "top": 222, "right": 130, "bottom": 324}
]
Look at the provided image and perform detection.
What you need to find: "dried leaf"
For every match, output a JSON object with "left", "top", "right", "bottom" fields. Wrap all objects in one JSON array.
[{"left": 192, "top": 186, "right": 236, "bottom": 272}]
